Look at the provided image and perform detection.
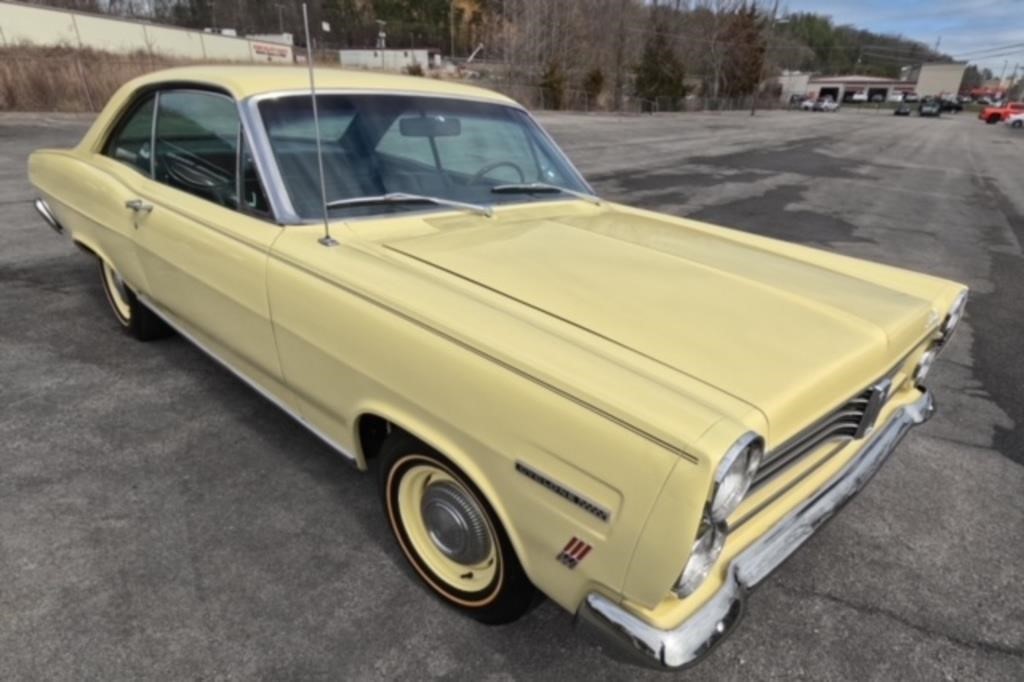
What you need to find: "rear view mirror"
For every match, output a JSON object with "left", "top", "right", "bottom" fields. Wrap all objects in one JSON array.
[{"left": 399, "top": 116, "right": 461, "bottom": 137}]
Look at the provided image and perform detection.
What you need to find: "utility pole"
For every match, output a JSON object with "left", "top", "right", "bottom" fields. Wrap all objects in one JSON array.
[
  {"left": 751, "top": 0, "right": 780, "bottom": 117},
  {"left": 449, "top": 0, "right": 456, "bottom": 60}
]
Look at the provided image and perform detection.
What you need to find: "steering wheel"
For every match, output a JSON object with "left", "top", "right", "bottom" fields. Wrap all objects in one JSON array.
[{"left": 470, "top": 160, "right": 525, "bottom": 184}]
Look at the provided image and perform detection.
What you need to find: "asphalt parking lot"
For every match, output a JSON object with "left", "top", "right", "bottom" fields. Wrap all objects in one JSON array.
[{"left": 2, "top": 108, "right": 1023, "bottom": 680}]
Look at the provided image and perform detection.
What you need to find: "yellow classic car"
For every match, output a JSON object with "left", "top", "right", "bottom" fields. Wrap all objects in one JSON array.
[{"left": 28, "top": 66, "right": 968, "bottom": 669}]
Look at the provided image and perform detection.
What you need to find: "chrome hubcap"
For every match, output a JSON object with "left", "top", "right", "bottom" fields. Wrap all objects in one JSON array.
[{"left": 421, "top": 481, "right": 491, "bottom": 565}]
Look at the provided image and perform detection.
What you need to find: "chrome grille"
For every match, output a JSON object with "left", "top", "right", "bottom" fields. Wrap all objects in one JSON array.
[{"left": 753, "top": 380, "right": 890, "bottom": 488}]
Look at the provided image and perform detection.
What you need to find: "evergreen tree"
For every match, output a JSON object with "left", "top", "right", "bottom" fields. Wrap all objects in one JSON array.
[{"left": 634, "top": 21, "right": 687, "bottom": 110}]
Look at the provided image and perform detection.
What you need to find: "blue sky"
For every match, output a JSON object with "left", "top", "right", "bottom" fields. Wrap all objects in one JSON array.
[{"left": 782, "top": 0, "right": 1024, "bottom": 77}]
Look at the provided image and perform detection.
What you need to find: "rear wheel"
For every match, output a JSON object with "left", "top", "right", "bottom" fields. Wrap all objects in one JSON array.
[
  {"left": 1013, "top": 120, "right": 1023, "bottom": 129},
  {"left": 379, "top": 432, "right": 537, "bottom": 624},
  {"left": 98, "top": 258, "right": 171, "bottom": 341}
]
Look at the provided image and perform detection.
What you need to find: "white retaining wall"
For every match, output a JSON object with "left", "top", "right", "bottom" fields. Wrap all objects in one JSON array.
[{"left": 0, "top": 0, "right": 293, "bottom": 63}]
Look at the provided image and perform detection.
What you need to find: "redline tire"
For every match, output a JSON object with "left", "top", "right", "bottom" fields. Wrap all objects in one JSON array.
[{"left": 378, "top": 432, "right": 538, "bottom": 624}]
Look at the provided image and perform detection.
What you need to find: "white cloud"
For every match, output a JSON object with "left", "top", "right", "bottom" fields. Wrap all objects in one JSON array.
[{"left": 781, "top": 0, "right": 1024, "bottom": 73}]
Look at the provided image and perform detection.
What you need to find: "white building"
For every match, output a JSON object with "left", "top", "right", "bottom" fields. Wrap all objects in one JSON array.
[
  {"left": 338, "top": 49, "right": 441, "bottom": 72},
  {"left": 776, "top": 70, "right": 810, "bottom": 101}
]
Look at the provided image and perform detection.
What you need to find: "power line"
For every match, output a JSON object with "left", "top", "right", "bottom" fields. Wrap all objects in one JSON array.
[
  {"left": 950, "top": 40, "right": 1024, "bottom": 58},
  {"left": 950, "top": 44, "right": 1024, "bottom": 60}
]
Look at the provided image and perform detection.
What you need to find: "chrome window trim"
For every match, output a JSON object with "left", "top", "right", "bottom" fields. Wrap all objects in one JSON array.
[
  {"left": 238, "top": 95, "right": 296, "bottom": 224},
  {"left": 100, "top": 90, "right": 158, "bottom": 178},
  {"left": 240, "top": 89, "right": 596, "bottom": 226},
  {"left": 149, "top": 90, "right": 159, "bottom": 177},
  {"left": 150, "top": 87, "right": 282, "bottom": 224},
  {"left": 236, "top": 124, "right": 276, "bottom": 221},
  {"left": 234, "top": 121, "right": 243, "bottom": 212},
  {"left": 520, "top": 108, "right": 598, "bottom": 195}
]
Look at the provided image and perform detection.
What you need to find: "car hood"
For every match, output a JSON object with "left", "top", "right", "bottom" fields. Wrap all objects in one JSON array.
[{"left": 384, "top": 207, "right": 939, "bottom": 444}]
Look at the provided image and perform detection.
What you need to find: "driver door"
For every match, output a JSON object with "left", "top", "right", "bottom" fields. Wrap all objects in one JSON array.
[{"left": 132, "top": 88, "right": 285, "bottom": 390}]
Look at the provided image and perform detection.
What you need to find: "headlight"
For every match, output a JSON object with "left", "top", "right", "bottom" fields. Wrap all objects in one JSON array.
[
  {"left": 674, "top": 432, "right": 763, "bottom": 598},
  {"left": 674, "top": 519, "right": 725, "bottom": 597},
  {"left": 914, "top": 346, "right": 939, "bottom": 385},
  {"left": 916, "top": 291, "right": 967, "bottom": 384},
  {"left": 709, "top": 432, "right": 763, "bottom": 523},
  {"left": 939, "top": 291, "right": 968, "bottom": 346}
]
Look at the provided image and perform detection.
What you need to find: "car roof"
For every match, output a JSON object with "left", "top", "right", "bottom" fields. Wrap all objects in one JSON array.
[{"left": 121, "top": 65, "right": 518, "bottom": 106}]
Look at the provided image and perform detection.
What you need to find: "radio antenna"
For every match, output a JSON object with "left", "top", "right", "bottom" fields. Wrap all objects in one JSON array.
[{"left": 302, "top": 2, "right": 337, "bottom": 247}]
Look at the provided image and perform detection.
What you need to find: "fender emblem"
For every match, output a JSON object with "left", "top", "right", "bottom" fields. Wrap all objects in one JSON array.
[
  {"left": 515, "top": 461, "right": 611, "bottom": 522},
  {"left": 557, "top": 537, "right": 592, "bottom": 569}
]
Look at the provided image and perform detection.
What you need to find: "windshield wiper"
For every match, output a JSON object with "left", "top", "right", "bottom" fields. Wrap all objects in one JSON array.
[
  {"left": 325, "top": 192, "right": 493, "bottom": 217},
  {"left": 491, "top": 183, "right": 602, "bottom": 206}
]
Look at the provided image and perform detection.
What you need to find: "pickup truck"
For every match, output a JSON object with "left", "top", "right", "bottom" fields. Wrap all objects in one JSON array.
[{"left": 979, "top": 101, "right": 1024, "bottom": 123}]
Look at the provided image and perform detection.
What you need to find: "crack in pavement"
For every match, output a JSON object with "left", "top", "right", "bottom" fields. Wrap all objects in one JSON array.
[{"left": 776, "top": 584, "right": 1024, "bottom": 659}]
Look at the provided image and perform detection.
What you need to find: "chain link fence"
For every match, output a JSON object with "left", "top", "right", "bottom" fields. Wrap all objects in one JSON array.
[{"left": 478, "top": 78, "right": 785, "bottom": 114}]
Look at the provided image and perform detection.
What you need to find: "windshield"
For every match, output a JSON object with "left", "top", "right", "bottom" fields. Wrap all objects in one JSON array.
[{"left": 257, "top": 94, "right": 591, "bottom": 220}]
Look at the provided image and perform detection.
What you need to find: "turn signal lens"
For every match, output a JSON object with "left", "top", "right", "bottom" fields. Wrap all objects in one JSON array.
[
  {"left": 914, "top": 346, "right": 939, "bottom": 385},
  {"left": 939, "top": 291, "right": 968, "bottom": 346},
  {"left": 674, "top": 521, "right": 725, "bottom": 597}
]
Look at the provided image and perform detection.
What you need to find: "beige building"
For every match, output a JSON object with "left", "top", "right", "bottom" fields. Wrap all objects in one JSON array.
[
  {"left": 805, "top": 75, "right": 915, "bottom": 102},
  {"left": 904, "top": 62, "right": 968, "bottom": 97}
]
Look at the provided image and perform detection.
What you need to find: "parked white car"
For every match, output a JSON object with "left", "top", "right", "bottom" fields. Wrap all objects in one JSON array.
[
  {"left": 850, "top": 91, "right": 868, "bottom": 103},
  {"left": 813, "top": 97, "right": 840, "bottom": 112},
  {"left": 1006, "top": 112, "right": 1024, "bottom": 129}
]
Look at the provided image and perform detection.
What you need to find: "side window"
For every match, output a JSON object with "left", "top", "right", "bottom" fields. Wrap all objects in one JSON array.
[
  {"left": 154, "top": 90, "right": 240, "bottom": 209},
  {"left": 104, "top": 94, "right": 155, "bottom": 175},
  {"left": 239, "top": 132, "right": 271, "bottom": 216}
]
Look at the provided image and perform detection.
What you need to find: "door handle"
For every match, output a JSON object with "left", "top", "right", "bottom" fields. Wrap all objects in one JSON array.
[{"left": 125, "top": 199, "right": 153, "bottom": 213}]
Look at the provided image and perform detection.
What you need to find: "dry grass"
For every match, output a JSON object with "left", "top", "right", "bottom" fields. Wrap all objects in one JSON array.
[
  {"left": 0, "top": 46, "right": 187, "bottom": 112},
  {"left": 0, "top": 46, "right": 378, "bottom": 113}
]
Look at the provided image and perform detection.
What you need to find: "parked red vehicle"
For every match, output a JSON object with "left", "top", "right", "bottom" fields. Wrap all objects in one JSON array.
[{"left": 979, "top": 102, "right": 1024, "bottom": 123}]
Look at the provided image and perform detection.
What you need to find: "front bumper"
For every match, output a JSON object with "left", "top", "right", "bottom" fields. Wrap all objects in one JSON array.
[{"left": 575, "top": 389, "right": 934, "bottom": 670}]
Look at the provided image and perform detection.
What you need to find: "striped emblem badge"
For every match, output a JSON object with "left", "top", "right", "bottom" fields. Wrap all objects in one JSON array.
[{"left": 556, "top": 537, "right": 592, "bottom": 569}]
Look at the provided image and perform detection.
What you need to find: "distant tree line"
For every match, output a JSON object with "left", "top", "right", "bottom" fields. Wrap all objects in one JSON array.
[{"left": 28, "top": 0, "right": 975, "bottom": 110}]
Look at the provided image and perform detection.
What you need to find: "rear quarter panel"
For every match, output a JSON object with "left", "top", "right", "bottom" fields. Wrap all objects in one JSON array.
[{"left": 28, "top": 150, "right": 149, "bottom": 292}]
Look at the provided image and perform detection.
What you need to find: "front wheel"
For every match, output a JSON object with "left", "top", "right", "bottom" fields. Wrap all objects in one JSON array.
[
  {"left": 98, "top": 258, "right": 171, "bottom": 341},
  {"left": 379, "top": 432, "right": 538, "bottom": 624}
]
